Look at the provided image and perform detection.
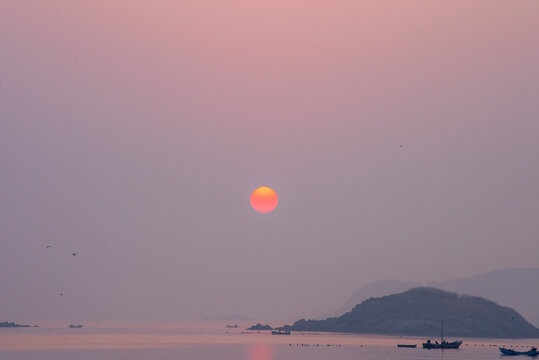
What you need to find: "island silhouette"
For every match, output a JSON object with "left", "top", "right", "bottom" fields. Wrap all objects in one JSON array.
[
  {"left": 0, "top": 321, "right": 33, "bottom": 328},
  {"left": 246, "top": 323, "right": 273, "bottom": 331},
  {"left": 280, "top": 288, "right": 539, "bottom": 339}
]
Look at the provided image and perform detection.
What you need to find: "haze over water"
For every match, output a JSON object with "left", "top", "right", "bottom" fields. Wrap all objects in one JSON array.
[
  {"left": 2, "top": 0, "right": 538, "bottom": 325},
  {"left": 1, "top": 0, "right": 538, "bottom": 358},
  {"left": 0, "top": 322, "right": 536, "bottom": 360}
]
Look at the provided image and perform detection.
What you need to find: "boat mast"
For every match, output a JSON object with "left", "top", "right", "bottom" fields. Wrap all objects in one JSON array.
[{"left": 441, "top": 320, "right": 444, "bottom": 343}]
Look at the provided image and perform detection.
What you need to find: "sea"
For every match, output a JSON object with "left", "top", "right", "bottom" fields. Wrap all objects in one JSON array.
[{"left": 0, "top": 322, "right": 536, "bottom": 360}]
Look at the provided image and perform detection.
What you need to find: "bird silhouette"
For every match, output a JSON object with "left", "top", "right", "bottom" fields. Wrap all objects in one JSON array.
[
  {"left": 72, "top": 252, "right": 78, "bottom": 256},
  {"left": 46, "top": 245, "right": 52, "bottom": 248}
]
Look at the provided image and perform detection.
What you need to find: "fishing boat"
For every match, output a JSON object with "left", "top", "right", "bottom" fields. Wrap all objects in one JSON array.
[
  {"left": 397, "top": 344, "right": 417, "bottom": 348},
  {"left": 422, "top": 321, "right": 462, "bottom": 349},
  {"left": 423, "top": 339, "right": 462, "bottom": 349},
  {"left": 499, "top": 347, "right": 539, "bottom": 356},
  {"left": 69, "top": 324, "right": 83, "bottom": 328},
  {"left": 226, "top": 324, "right": 238, "bottom": 328},
  {"left": 271, "top": 329, "right": 290, "bottom": 335}
]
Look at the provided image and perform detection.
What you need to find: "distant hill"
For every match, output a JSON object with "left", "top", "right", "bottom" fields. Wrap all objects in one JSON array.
[
  {"left": 324, "top": 268, "right": 539, "bottom": 327},
  {"left": 432, "top": 268, "right": 539, "bottom": 327},
  {"left": 286, "top": 287, "right": 539, "bottom": 338},
  {"left": 322, "top": 279, "right": 420, "bottom": 318},
  {"left": 532, "top": 315, "right": 539, "bottom": 328}
]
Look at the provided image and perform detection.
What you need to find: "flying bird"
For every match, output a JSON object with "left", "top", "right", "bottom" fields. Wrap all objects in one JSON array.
[
  {"left": 46, "top": 245, "right": 52, "bottom": 248},
  {"left": 72, "top": 252, "right": 78, "bottom": 256}
]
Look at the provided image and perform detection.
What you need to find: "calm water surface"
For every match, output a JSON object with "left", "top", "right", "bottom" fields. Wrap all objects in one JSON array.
[{"left": 1, "top": 322, "right": 536, "bottom": 360}]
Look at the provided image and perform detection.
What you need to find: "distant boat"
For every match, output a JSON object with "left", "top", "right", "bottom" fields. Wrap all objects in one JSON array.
[
  {"left": 271, "top": 329, "right": 290, "bottom": 335},
  {"left": 422, "top": 321, "right": 462, "bottom": 349},
  {"left": 226, "top": 324, "right": 238, "bottom": 328},
  {"left": 69, "top": 324, "right": 83, "bottom": 328},
  {"left": 398, "top": 344, "right": 417, "bottom": 348},
  {"left": 499, "top": 347, "right": 539, "bottom": 356}
]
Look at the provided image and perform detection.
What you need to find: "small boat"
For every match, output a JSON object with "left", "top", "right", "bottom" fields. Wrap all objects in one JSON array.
[
  {"left": 226, "top": 324, "right": 238, "bottom": 328},
  {"left": 69, "top": 324, "right": 83, "bottom": 328},
  {"left": 271, "top": 329, "right": 290, "bottom": 335},
  {"left": 423, "top": 340, "right": 462, "bottom": 349},
  {"left": 398, "top": 344, "right": 417, "bottom": 348},
  {"left": 422, "top": 321, "right": 462, "bottom": 349},
  {"left": 499, "top": 347, "right": 539, "bottom": 356}
]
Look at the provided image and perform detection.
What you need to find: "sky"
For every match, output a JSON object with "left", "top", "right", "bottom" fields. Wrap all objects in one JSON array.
[{"left": 1, "top": 1, "right": 538, "bottom": 323}]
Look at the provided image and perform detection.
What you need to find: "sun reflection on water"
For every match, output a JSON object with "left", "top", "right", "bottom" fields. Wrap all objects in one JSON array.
[{"left": 249, "top": 343, "right": 274, "bottom": 360}]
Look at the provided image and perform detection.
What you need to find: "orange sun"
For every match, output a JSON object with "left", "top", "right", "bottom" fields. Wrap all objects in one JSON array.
[{"left": 250, "top": 186, "right": 278, "bottom": 213}]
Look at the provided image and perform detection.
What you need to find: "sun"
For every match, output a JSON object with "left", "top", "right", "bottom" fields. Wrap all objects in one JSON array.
[{"left": 250, "top": 186, "right": 278, "bottom": 213}]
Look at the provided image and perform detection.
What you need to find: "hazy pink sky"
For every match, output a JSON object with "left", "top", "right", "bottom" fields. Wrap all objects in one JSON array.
[{"left": 1, "top": 1, "right": 538, "bottom": 322}]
